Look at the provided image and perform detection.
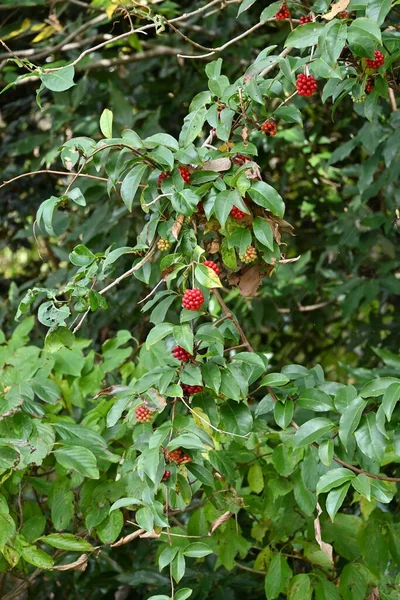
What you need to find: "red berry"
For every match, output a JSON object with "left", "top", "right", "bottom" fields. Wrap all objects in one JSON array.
[
  {"left": 275, "top": 5, "right": 290, "bottom": 19},
  {"left": 366, "top": 50, "right": 384, "bottom": 70},
  {"left": 178, "top": 454, "right": 192, "bottom": 464},
  {"left": 182, "top": 288, "right": 204, "bottom": 311},
  {"left": 261, "top": 120, "right": 277, "bottom": 136},
  {"left": 232, "top": 154, "right": 249, "bottom": 166},
  {"left": 230, "top": 206, "right": 247, "bottom": 220},
  {"left": 203, "top": 260, "right": 220, "bottom": 275},
  {"left": 135, "top": 404, "right": 152, "bottom": 423},
  {"left": 365, "top": 78, "right": 374, "bottom": 94},
  {"left": 165, "top": 449, "right": 182, "bottom": 463},
  {"left": 162, "top": 470, "right": 171, "bottom": 481},
  {"left": 181, "top": 384, "right": 204, "bottom": 396},
  {"left": 158, "top": 171, "right": 170, "bottom": 187},
  {"left": 299, "top": 15, "right": 312, "bottom": 25},
  {"left": 296, "top": 73, "right": 318, "bottom": 97},
  {"left": 338, "top": 11, "right": 350, "bottom": 19},
  {"left": 178, "top": 166, "right": 191, "bottom": 184},
  {"left": 173, "top": 345, "right": 193, "bottom": 362}
]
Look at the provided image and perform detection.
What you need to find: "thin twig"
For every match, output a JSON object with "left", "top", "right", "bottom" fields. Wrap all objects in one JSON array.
[
  {"left": 181, "top": 397, "right": 250, "bottom": 439},
  {"left": 0, "top": 170, "right": 113, "bottom": 192}
]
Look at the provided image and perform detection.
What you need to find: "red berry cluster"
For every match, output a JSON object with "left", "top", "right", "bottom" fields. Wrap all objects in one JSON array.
[
  {"left": 203, "top": 260, "right": 220, "bottom": 275},
  {"left": 135, "top": 404, "right": 152, "bottom": 423},
  {"left": 178, "top": 166, "right": 191, "bottom": 183},
  {"left": 181, "top": 384, "right": 204, "bottom": 396},
  {"left": 275, "top": 4, "right": 290, "bottom": 19},
  {"left": 230, "top": 206, "right": 247, "bottom": 220},
  {"left": 338, "top": 11, "right": 350, "bottom": 19},
  {"left": 366, "top": 50, "right": 384, "bottom": 70},
  {"left": 162, "top": 470, "right": 171, "bottom": 481},
  {"left": 165, "top": 448, "right": 192, "bottom": 464},
  {"left": 261, "top": 120, "right": 277, "bottom": 136},
  {"left": 157, "top": 171, "right": 170, "bottom": 187},
  {"left": 365, "top": 78, "right": 374, "bottom": 94},
  {"left": 299, "top": 15, "right": 312, "bottom": 25},
  {"left": 173, "top": 345, "right": 193, "bottom": 362},
  {"left": 296, "top": 74, "right": 318, "bottom": 97},
  {"left": 182, "top": 288, "right": 204, "bottom": 311},
  {"left": 232, "top": 154, "right": 250, "bottom": 166}
]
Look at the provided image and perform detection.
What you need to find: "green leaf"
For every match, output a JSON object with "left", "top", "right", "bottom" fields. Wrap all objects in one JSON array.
[
  {"left": 96, "top": 510, "right": 123, "bottom": 544},
  {"left": 41, "top": 533, "right": 93, "bottom": 552},
  {"left": 146, "top": 323, "right": 174, "bottom": 348},
  {"left": 360, "top": 377, "right": 400, "bottom": 398},
  {"left": 338, "top": 397, "right": 367, "bottom": 450},
  {"left": 109, "top": 498, "right": 142, "bottom": 512},
  {"left": 382, "top": 382, "right": 400, "bottom": 421},
  {"left": 195, "top": 264, "right": 222, "bottom": 289},
  {"left": 0, "top": 513, "right": 16, "bottom": 551},
  {"left": 220, "top": 400, "right": 253, "bottom": 435},
  {"left": 171, "top": 550, "right": 186, "bottom": 583},
  {"left": 248, "top": 181, "right": 285, "bottom": 217},
  {"left": 54, "top": 447, "right": 99, "bottom": 479},
  {"left": 136, "top": 506, "right": 154, "bottom": 532},
  {"left": 179, "top": 106, "right": 207, "bottom": 147},
  {"left": 214, "top": 190, "right": 237, "bottom": 226},
  {"left": 297, "top": 389, "right": 334, "bottom": 411},
  {"left": 45, "top": 326, "right": 74, "bottom": 352},
  {"left": 183, "top": 542, "right": 213, "bottom": 558},
  {"left": 285, "top": 23, "right": 325, "bottom": 48},
  {"left": 319, "top": 21, "right": 347, "bottom": 64},
  {"left": 274, "top": 400, "right": 294, "bottom": 430},
  {"left": 168, "top": 433, "right": 206, "bottom": 451},
  {"left": 121, "top": 163, "right": 148, "bottom": 211},
  {"left": 316, "top": 468, "right": 355, "bottom": 495},
  {"left": 273, "top": 105, "right": 302, "bottom": 125},
  {"left": 21, "top": 546, "right": 53, "bottom": 569},
  {"left": 348, "top": 18, "right": 382, "bottom": 45},
  {"left": 159, "top": 546, "right": 179, "bottom": 571},
  {"left": 260, "top": 373, "right": 289, "bottom": 387},
  {"left": 173, "top": 324, "right": 194, "bottom": 354},
  {"left": 264, "top": 554, "right": 292, "bottom": 600},
  {"left": 187, "top": 463, "right": 215, "bottom": 487},
  {"left": 260, "top": 2, "right": 281, "bottom": 23},
  {"left": 366, "top": 0, "right": 392, "bottom": 25},
  {"left": 314, "top": 578, "right": 340, "bottom": 600},
  {"left": 180, "top": 364, "right": 203, "bottom": 386},
  {"left": 175, "top": 590, "right": 193, "bottom": 600},
  {"left": 293, "top": 418, "right": 335, "bottom": 448},
  {"left": 145, "top": 133, "right": 179, "bottom": 151},
  {"left": 171, "top": 189, "right": 199, "bottom": 216},
  {"left": 318, "top": 439, "right": 334, "bottom": 468},
  {"left": 100, "top": 108, "right": 113, "bottom": 138},
  {"left": 253, "top": 217, "right": 274, "bottom": 250},
  {"left": 38, "top": 302, "right": 70, "bottom": 328},
  {"left": 354, "top": 413, "right": 386, "bottom": 462},
  {"left": 326, "top": 483, "right": 350, "bottom": 521},
  {"left": 288, "top": 574, "right": 312, "bottom": 600},
  {"left": 41, "top": 65, "right": 75, "bottom": 92},
  {"left": 351, "top": 474, "right": 371, "bottom": 501},
  {"left": 69, "top": 244, "right": 96, "bottom": 267},
  {"left": 248, "top": 463, "right": 264, "bottom": 494},
  {"left": 237, "top": 0, "right": 257, "bottom": 16}
]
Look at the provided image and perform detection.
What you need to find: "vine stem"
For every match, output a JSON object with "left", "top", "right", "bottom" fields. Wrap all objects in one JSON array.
[{"left": 211, "top": 289, "right": 400, "bottom": 484}]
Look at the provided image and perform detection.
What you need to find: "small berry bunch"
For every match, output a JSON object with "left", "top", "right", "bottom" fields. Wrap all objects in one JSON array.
[
  {"left": 173, "top": 345, "right": 193, "bottom": 362},
  {"left": 178, "top": 166, "right": 191, "bottom": 184},
  {"left": 165, "top": 448, "right": 192, "bottom": 464},
  {"left": 157, "top": 171, "right": 170, "bottom": 187},
  {"left": 230, "top": 206, "right": 247, "bottom": 220},
  {"left": 162, "top": 470, "right": 171, "bottom": 481},
  {"left": 351, "top": 93, "right": 366, "bottom": 104},
  {"left": 365, "top": 78, "right": 374, "bottom": 94},
  {"left": 181, "top": 384, "right": 204, "bottom": 396},
  {"left": 261, "top": 120, "right": 277, "bottom": 136},
  {"left": 338, "top": 11, "right": 350, "bottom": 19},
  {"left": 296, "top": 74, "right": 318, "bottom": 97},
  {"left": 203, "top": 260, "right": 220, "bottom": 275},
  {"left": 275, "top": 4, "right": 290, "bottom": 20},
  {"left": 182, "top": 288, "right": 204, "bottom": 311},
  {"left": 299, "top": 15, "right": 312, "bottom": 25},
  {"left": 366, "top": 50, "right": 384, "bottom": 70},
  {"left": 240, "top": 246, "right": 257, "bottom": 264},
  {"left": 157, "top": 238, "right": 171, "bottom": 251},
  {"left": 135, "top": 404, "right": 152, "bottom": 423},
  {"left": 232, "top": 154, "right": 249, "bottom": 166}
]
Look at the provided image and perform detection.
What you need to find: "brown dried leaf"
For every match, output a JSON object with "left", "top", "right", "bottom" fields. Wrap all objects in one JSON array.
[
  {"left": 208, "top": 239, "right": 220, "bottom": 254},
  {"left": 241, "top": 126, "right": 249, "bottom": 145},
  {"left": 245, "top": 164, "right": 261, "bottom": 180},
  {"left": 53, "top": 554, "right": 89, "bottom": 571},
  {"left": 172, "top": 214, "right": 185, "bottom": 240},
  {"left": 202, "top": 158, "right": 231, "bottom": 172},
  {"left": 265, "top": 218, "right": 281, "bottom": 245},
  {"left": 111, "top": 529, "right": 145, "bottom": 547},
  {"left": 238, "top": 266, "right": 263, "bottom": 297},
  {"left": 279, "top": 255, "right": 301, "bottom": 264},
  {"left": 145, "top": 388, "right": 167, "bottom": 412},
  {"left": 314, "top": 503, "right": 333, "bottom": 563},
  {"left": 210, "top": 511, "right": 232, "bottom": 534},
  {"left": 139, "top": 531, "right": 161, "bottom": 539},
  {"left": 368, "top": 588, "right": 380, "bottom": 600},
  {"left": 322, "top": 0, "right": 350, "bottom": 20},
  {"left": 94, "top": 385, "right": 131, "bottom": 399}
]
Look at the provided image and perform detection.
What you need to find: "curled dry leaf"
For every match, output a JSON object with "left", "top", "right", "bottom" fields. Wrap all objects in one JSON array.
[
  {"left": 208, "top": 239, "right": 220, "bottom": 254},
  {"left": 202, "top": 158, "right": 231, "bottom": 172},
  {"left": 210, "top": 511, "right": 232, "bottom": 534},
  {"left": 322, "top": 0, "right": 350, "bottom": 20},
  {"left": 368, "top": 588, "right": 380, "bottom": 600},
  {"left": 279, "top": 255, "right": 301, "bottom": 264},
  {"left": 111, "top": 529, "right": 145, "bottom": 547},
  {"left": 245, "top": 163, "right": 261, "bottom": 181},
  {"left": 94, "top": 385, "right": 131, "bottom": 399},
  {"left": 172, "top": 214, "right": 185, "bottom": 240},
  {"left": 145, "top": 388, "right": 167, "bottom": 412},
  {"left": 53, "top": 554, "right": 89, "bottom": 571},
  {"left": 314, "top": 503, "right": 333, "bottom": 563},
  {"left": 229, "top": 265, "right": 264, "bottom": 297},
  {"left": 241, "top": 126, "right": 249, "bottom": 145},
  {"left": 139, "top": 531, "right": 160, "bottom": 539}
]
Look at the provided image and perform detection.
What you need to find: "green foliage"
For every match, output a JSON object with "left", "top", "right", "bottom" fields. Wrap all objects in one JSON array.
[{"left": 0, "top": 0, "right": 399, "bottom": 599}]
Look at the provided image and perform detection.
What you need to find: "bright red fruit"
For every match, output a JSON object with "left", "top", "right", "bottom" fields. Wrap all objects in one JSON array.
[
  {"left": 230, "top": 206, "right": 247, "bottom": 220},
  {"left": 162, "top": 470, "right": 171, "bottom": 481},
  {"left": 365, "top": 78, "right": 374, "bottom": 94},
  {"left": 178, "top": 166, "right": 191, "bottom": 183},
  {"left": 173, "top": 345, "right": 193, "bottom": 362},
  {"left": 203, "top": 260, "right": 220, "bottom": 275},
  {"left": 181, "top": 384, "right": 204, "bottom": 396},
  {"left": 182, "top": 288, "right": 204, "bottom": 311},
  {"left": 296, "top": 74, "right": 318, "bottom": 97},
  {"left": 178, "top": 454, "right": 192, "bottom": 464},
  {"left": 135, "top": 405, "right": 152, "bottom": 423},
  {"left": 275, "top": 5, "right": 290, "bottom": 19},
  {"left": 299, "top": 15, "right": 312, "bottom": 25},
  {"left": 366, "top": 50, "right": 384, "bottom": 70},
  {"left": 157, "top": 171, "right": 170, "bottom": 187},
  {"left": 261, "top": 120, "right": 277, "bottom": 136}
]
